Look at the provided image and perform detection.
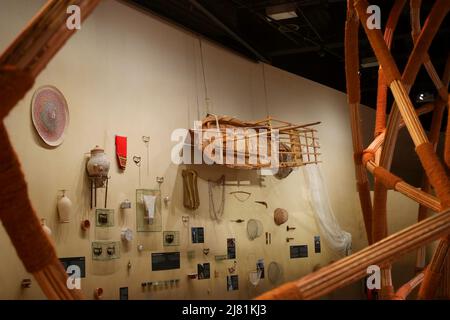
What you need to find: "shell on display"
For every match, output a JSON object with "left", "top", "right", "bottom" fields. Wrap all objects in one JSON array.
[{"left": 274, "top": 208, "right": 288, "bottom": 225}]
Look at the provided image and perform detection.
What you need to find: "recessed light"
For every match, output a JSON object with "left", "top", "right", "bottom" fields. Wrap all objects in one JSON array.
[{"left": 266, "top": 4, "right": 298, "bottom": 21}]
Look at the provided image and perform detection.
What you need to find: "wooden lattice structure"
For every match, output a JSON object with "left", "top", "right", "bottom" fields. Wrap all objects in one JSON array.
[
  {"left": 193, "top": 114, "right": 320, "bottom": 169},
  {"left": 257, "top": 0, "right": 450, "bottom": 300},
  {"left": 0, "top": 0, "right": 449, "bottom": 300}
]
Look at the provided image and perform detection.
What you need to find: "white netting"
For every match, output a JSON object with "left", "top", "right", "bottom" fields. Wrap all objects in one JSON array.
[{"left": 303, "top": 164, "right": 352, "bottom": 256}]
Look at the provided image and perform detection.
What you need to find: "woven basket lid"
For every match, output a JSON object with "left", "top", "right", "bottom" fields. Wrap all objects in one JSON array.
[
  {"left": 274, "top": 208, "right": 288, "bottom": 225},
  {"left": 31, "top": 85, "right": 69, "bottom": 147}
]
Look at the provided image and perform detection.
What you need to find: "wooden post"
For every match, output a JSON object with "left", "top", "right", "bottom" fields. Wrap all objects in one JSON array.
[{"left": 0, "top": 0, "right": 101, "bottom": 300}]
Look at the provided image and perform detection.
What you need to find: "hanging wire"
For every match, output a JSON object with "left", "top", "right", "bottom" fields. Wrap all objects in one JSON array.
[
  {"left": 199, "top": 39, "right": 211, "bottom": 115},
  {"left": 262, "top": 64, "right": 270, "bottom": 117}
]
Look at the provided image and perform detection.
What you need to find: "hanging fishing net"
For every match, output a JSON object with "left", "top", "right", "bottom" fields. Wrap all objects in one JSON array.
[{"left": 303, "top": 164, "right": 352, "bottom": 256}]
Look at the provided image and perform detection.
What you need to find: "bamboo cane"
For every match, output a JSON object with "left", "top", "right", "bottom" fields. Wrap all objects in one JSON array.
[
  {"left": 355, "top": 0, "right": 450, "bottom": 211},
  {"left": 365, "top": 160, "right": 441, "bottom": 212},
  {"left": 410, "top": 1, "right": 448, "bottom": 102},
  {"left": 418, "top": 238, "right": 450, "bottom": 299},
  {"left": 395, "top": 271, "right": 424, "bottom": 300},
  {"left": 415, "top": 99, "right": 446, "bottom": 272},
  {"left": 256, "top": 207, "right": 450, "bottom": 300},
  {"left": 345, "top": 1, "right": 373, "bottom": 244},
  {"left": 366, "top": 102, "right": 435, "bottom": 155},
  {"left": 374, "top": 0, "right": 406, "bottom": 138},
  {"left": 0, "top": 0, "right": 100, "bottom": 300},
  {"left": 374, "top": 0, "right": 392, "bottom": 285},
  {"left": 355, "top": 0, "right": 450, "bottom": 299},
  {"left": 398, "top": 102, "right": 435, "bottom": 129}
]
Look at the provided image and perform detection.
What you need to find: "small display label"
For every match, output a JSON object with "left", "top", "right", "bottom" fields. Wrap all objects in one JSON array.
[{"left": 290, "top": 245, "right": 308, "bottom": 258}]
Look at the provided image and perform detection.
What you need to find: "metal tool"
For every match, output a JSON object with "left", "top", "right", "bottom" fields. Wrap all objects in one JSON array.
[
  {"left": 142, "top": 136, "right": 150, "bottom": 176},
  {"left": 255, "top": 201, "right": 268, "bottom": 208}
]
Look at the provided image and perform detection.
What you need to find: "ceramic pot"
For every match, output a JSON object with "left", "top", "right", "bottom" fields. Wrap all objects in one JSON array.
[
  {"left": 86, "top": 146, "right": 110, "bottom": 178},
  {"left": 57, "top": 191, "right": 72, "bottom": 223},
  {"left": 94, "top": 288, "right": 103, "bottom": 300},
  {"left": 81, "top": 219, "right": 91, "bottom": 231}
]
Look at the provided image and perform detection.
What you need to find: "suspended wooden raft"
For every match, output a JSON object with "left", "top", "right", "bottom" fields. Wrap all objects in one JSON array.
[{"left": 190, "top": 114, "right": 321, "bottom": 169}]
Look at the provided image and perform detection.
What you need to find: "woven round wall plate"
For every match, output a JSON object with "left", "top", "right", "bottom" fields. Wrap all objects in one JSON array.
[{"left": 31, "top": 85, "right": 69, "bottom": 147}]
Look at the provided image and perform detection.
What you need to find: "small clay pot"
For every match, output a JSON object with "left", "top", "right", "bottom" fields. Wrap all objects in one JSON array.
[
  {"left": 94, "top": 287, "right": 103, "bottom": 300},
  {"left": 81, "top": 219, "right": 91, "bottom": 231}
]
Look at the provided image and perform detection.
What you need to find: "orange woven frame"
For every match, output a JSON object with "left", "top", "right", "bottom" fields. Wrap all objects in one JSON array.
[
  {"left": 256, "top": 0, "right": 450, "bottom": 300},
  {"left": 0, "top": 0, "right": 448, "bottom": 300},
  {"left": 0, "top": 0, "right": 100, "bottom": 299}
]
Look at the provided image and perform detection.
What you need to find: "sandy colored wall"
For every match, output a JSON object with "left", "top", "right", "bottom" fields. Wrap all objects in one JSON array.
[{"left": 0, "top": 0, "right": 370, "bottom": 300}]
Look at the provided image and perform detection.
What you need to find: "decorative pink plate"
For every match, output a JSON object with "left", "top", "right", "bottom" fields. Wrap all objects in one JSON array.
[{"left": 31, "top": 86, "right": 69, "bottom": 147}]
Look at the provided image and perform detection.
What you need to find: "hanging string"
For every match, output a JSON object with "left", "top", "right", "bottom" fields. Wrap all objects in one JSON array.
[
  {"left": 208, "top": 175, "right": 225, "bottom": 221},
  {"left": 262, "top": 64, "right": 270, "bottom": 117},
  {"left": 199, "top": 39, "right": 211, "bottom": 115},
  {"left": 192, "top": 36, "right": 201, "bottom": 122}
]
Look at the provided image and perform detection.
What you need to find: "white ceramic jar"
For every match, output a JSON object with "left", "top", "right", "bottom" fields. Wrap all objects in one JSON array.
[
  {"left": 86, "top": 146, "right": 110, "bottom": 178},
  {"left": 121, "top": 228, "right": 134, "bottom": 242},
  {"left": 57, "top": 191, "right": 72, "bottom": 223}
]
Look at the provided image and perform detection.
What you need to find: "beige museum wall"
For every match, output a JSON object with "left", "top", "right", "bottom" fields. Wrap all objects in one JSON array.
[{"left": 0, "top": 0, "right": 422, "bottom": 300}]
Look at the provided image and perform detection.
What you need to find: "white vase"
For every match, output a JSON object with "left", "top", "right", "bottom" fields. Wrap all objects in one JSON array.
[
  {"left": 41, "top": 218, "right": 52, "bottom": 236},
  {"left": 121, "top": 228, "right": 133, "bottom": 242},
  {"left": 57, "top": 191, "right": 72, "bottom": 223}
]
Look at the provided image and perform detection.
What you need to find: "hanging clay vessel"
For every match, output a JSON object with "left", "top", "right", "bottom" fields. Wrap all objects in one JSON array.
[
  {"left": 41, "top": 218, "right": 52, "bottom": 236},
  {"left": 81, "top": 219, "right": 91, "bottom": 231},
  {"left": 57, "top": 190, "right": 72, "bottom": 223},
  {"left": 86, "top": 146, "right": 110, "bottom": 187}
]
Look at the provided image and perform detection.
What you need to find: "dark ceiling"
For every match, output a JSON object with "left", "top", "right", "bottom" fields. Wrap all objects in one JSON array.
[{"left": 126, "top": 0, "right": 449, "bottom": 116}]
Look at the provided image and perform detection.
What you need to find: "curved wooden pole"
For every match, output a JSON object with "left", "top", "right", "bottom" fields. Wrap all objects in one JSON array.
[
  {"left": 0, "top": 0, "right": 100, "bottom": 299},
  {"left": 419, "top": 238, "right": 450, "bottom": 299},
  {"left": 365, "top": 160, "right": 440, "bottom": 212},
  {"left": 345, "top": 0, "right": 373, "bottom": 245},
  {"left": 370, "top": 1, "right": 406, "bottom": 299},
  {"left": 410, "top": 0, "right": 448, "bottom": 102},
  {"left": 256, "top": 207, "right": 450, "bottom": 300},
  {"left": 395, "top": 271, "right": 424, "bottom": 300},
  {"left": 355, "top": 0, "right": 450, "bottom": 203},
  {"left": 374, "top": 0, "right": 406, "bottom": 138},
  {"left": 354, "top": 0, "right": 450, "bottom": 299},
  {"left": 411, "top": 0, "right": 448, "bottom": 273}
]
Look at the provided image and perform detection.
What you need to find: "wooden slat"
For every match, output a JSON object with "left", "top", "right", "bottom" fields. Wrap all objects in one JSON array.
[{"left": 257, "top": 207, "right": 450, "bottom": 300}]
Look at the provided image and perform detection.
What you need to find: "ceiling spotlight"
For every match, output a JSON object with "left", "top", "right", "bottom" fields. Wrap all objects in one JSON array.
[
  {"left": 266, "top": 4, "right": 298, "bottom": 21},
  {"left": 416, "top": 92, "right": 433, "bottom": 103}
]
